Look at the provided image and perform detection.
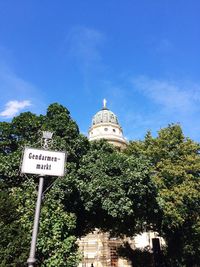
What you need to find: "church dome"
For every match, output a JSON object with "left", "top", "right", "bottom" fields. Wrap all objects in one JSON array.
[
  {"left": 88, "top": 99, "right": 127, "bottom": 150},
  {"left": 92, "top": 107, "right": 119, "bottom": 126}
]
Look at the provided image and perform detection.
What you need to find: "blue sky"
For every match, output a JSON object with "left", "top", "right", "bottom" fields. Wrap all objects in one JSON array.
[{"left": 0, "top": 0, "right": 200, "bottom": 141}]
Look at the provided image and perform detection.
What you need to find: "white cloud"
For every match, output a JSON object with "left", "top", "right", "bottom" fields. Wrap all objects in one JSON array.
[
  {"left": 102, "top": 76, "right": 200, "bottom": 141},
  {"left": 65, "top": 26, "right": 106, "bottom": 92},
  {"left": 0, "top": 47, "right": 46, "bottom": 118},
  {"left": 66, "top": 26, "right": 105, "bottom": 66},
  {"left": 0, "top": 100, "right": 31, "bottom": 118},
  {"left": 132, "top": 76, "right": 200, "bottom": 114},
  {"left": 0, "top": 65, "right": 37, "bottom": 100}
]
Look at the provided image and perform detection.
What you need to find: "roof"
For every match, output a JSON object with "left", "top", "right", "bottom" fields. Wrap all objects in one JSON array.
[{"left": 91, "top": 105, "right": 119, "bottom": 126}]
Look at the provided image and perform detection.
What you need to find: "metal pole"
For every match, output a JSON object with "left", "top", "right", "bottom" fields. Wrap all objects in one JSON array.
[{"left": 27, "top": 176, "right": 44, "bottom": 267}]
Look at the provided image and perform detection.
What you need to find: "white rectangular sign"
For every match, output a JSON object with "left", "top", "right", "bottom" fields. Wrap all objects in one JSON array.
[{"left": 21, "top": 147, "right": 66, "bottom": 176}]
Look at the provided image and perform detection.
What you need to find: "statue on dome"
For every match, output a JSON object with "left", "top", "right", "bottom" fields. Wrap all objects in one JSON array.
[{"left": 103, "top": 98, "right": 107, "bottom": 109}]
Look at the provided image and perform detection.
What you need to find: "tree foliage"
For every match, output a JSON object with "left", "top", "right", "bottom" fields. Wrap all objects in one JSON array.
[
  {"left": 125, "top": 124, "right": 200, "bottom": 267},
  {"left": 118, "top": 242, "right": 153, "bottom": 267},
  {"left": 1, "top": 104, "right": 199, "bottom": 267},
  {"left": 0, "top": 103, "right": 87, "bottom": 266},
  {"left": 1, "top": 103, "right": 155, "bottom": 266},
  {"left": 0, "top": 182, "right": 29, "bottom": 267},
  {"left": 75, "top": 140, "right": 160, "bottom": 236}
]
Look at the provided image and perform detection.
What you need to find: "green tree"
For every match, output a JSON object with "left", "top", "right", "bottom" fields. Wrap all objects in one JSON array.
[
  {"left": 0, "top": 103, "right": 160, "bottom": 266},
  {"left": 0, "top": 182, "right": 29, "bottom": 266},
  {"left": 125, "top": 124, "right": 200, "bottom": 267},
  {"left": 75, "top": 140, "right": 160, "bottom": 236},
  {"left": 4, "top": 104, "right": 196, "bottom": 267},
  {"left": 118, "top": 242, "right": 153, "bottom": 267},
  {"left": 0, "top": 103, "right": 88, "bottom": 266}
]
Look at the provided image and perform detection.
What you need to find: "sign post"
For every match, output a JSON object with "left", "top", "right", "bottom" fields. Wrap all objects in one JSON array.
[
  {"left": 27, "top": 176, "right": 44, "bottom": 267},
  {"left": 22, "top": 131, "right": 66, "bottom": 267}
]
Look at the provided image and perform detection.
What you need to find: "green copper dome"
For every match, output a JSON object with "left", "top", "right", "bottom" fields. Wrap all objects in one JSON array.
[{"left": 92, "top": 100, "right": 119, "bottom": 126}]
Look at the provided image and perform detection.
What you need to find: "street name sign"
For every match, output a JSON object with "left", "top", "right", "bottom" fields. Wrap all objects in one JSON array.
[{"left": 21, "top": 147, "right": 66, "bottom": 176}]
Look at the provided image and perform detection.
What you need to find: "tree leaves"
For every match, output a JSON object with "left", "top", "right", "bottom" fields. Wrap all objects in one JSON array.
[
  {"left": 125, "top": 124, "right": 200, "bottom": 266},
  {"left": 0, "top": 103, "right": 83, "bottom": 266},
  {"left": 1, "top": 106, "right": 199, "bottom": 267}
]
